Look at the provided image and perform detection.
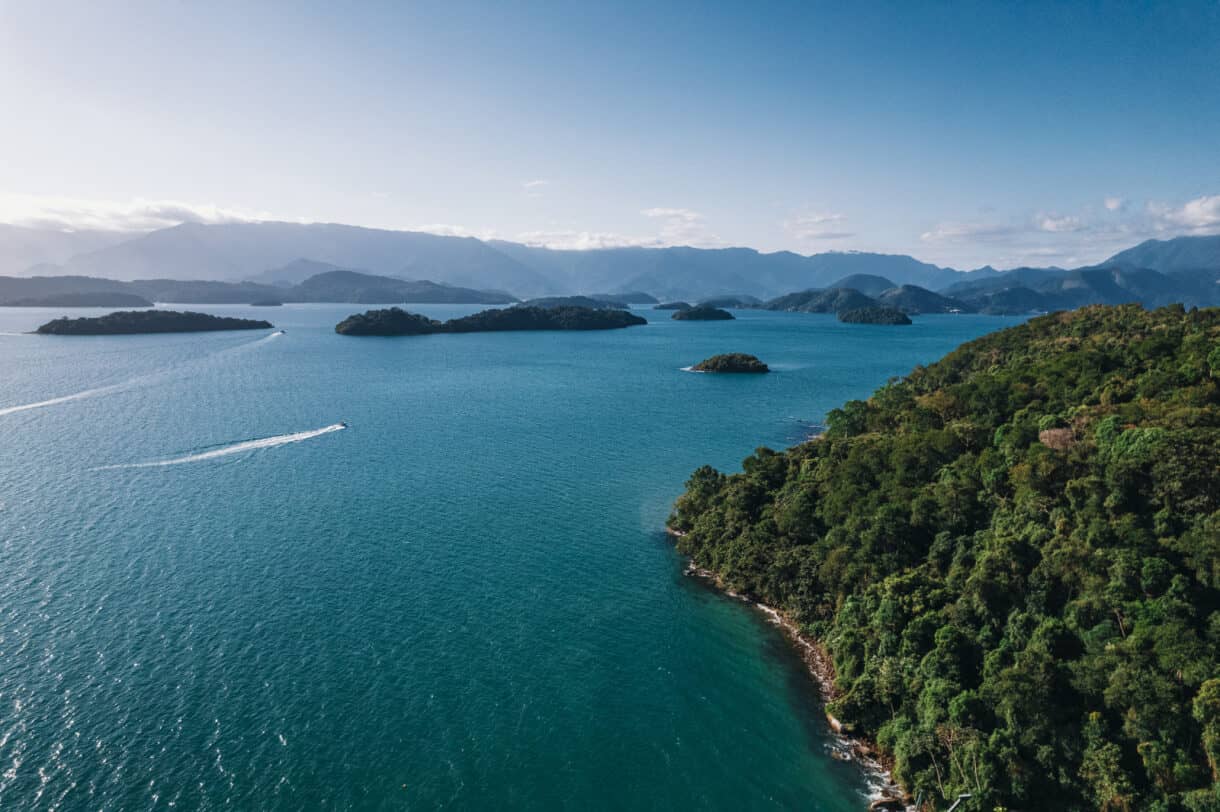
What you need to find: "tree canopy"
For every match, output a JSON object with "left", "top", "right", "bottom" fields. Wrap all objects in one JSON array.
[{"left": 669, "top": 304, "right": 1220, "bottom": 810}]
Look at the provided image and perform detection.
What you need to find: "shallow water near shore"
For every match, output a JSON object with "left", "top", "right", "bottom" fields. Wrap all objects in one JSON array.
[{"left": 0, "top": 304, "right": 1022, "bottom": 809}]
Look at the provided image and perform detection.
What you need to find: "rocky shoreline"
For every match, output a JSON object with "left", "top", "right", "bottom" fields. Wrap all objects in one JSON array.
[{"left": 671, "top": 533, "right": 910, "bottom": 810}]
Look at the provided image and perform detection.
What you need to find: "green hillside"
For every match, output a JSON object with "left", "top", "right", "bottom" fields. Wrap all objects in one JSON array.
[{"left": 669, "top": 305, "right": 1220, "bottom": 810}]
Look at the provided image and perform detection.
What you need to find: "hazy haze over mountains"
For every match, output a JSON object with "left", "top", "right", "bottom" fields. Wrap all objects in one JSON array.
[
  {"left": 0, "top": 224, "right": 133, "bottom": 276},
  {"left": 4, "top": 220, "right": 969, "bottom": 299},
  {"left": 1, "top": 221, "right": 1218, "bottom": 305}
]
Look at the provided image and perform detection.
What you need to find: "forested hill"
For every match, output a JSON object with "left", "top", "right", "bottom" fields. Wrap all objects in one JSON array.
[{"left": 669, "top": 304, "right": 1220, "bottom": 810}]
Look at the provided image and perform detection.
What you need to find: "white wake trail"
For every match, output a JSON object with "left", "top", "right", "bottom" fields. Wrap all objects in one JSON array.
[
  {"left": 97, "top": 423, "right": 346, "bottom": 469},
  {"left": 0, "top": 382, "right": 127, "bottom": 417},
  {"left": 232, "top": 329, "right": 284, "bottom": 349},
  {"left": 0, "top": 330, "right": 281, "bottom": 418}
]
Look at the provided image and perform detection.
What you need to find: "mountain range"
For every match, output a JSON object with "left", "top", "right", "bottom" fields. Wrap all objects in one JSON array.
[
  {"left": 0, "top": 270, "right": 515, "bottom": 307},
  {"left": 1, "top": 221, "right": 1218, "bottom": 310}
]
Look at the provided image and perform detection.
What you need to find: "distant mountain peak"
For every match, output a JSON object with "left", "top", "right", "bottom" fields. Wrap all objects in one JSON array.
[{"left": 1104, "top": 234, "right": 1220, "bottom": 273}]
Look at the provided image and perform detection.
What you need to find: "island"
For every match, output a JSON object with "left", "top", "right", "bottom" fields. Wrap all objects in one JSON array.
[
  {"left": 654, "top": 301, "right": 692, "bottom": 310},
  {"left": 335, "top": 305, "right": 647, "bottom": 336},
  {"left": 667, "top": 304, "right": 1220, "bottom": 811},
  {"left": 690, "top": 353, "right": 769, "bottom": 373},
  {"left": 672, "top": 306, "right": 734, "bottom": 321},
  {"left": 836, "top": 306, "right": 912, "bottom": 324},
  {"left": 250, "top": 299, "right": 284, "bottom": 307},
  {"left": 2, "top": 292, "right": 155, "bottom": 308},
  {"left": 35, "top": 310, "right": 274, "bottom": 335},
  {"left": 334, "top": 308, "right": 440, "bottom": 336}
]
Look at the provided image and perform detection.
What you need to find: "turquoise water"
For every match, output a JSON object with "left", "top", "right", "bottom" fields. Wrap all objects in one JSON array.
[{"left": 0, "top": 305, "right": 1021, "bottom": 810}]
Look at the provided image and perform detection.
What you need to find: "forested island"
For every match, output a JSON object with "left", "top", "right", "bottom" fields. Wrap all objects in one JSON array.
[
  {"left": 691, "top": 353, "right": 770, "bottom": 373},
  {"left": 333, "top": 308, "right": 440, "bottom": 336},
  {"left": 837, "top": 306, "right": 912, "bottom": 325},
  {"left": 35, "top": 310, "right": 274, "bottom": 335},
  {"left": 672, "top": 306, "right": 734, "bottom": 321},
  {"left": 335, "top": 305, "right": 647, "bottom": 336},
  {"left": 655, "top": 301, "right": 692, "bottom": 311},
  {"left": 668, "top": 304, "right": 1220, "bottom": 810}
]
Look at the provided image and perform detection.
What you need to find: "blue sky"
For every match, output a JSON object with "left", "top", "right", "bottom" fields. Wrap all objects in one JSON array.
[{"left": 1, "top": 0, "right": 1218, "bottom": 268}]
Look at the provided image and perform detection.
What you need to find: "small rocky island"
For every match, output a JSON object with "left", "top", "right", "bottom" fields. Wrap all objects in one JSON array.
[
  {"left": 691, "top": 353, "right": 770, "bottom": 373},
  {"left": 250, "top": 299, "right": 284, "bottom": 307},
  {"left": 2, "top": 292, "right": 155, "bottom": 308},
  {"left": 654, "top": 301, "right": 692, "bottom": 310},
  {"left": 672, "top": 306, "right": 734, "bottom": 321},
  {"left": 35, "top": 310, "right": 274, "bottom": 335},
  {"left": 335, "top": 305, "right": 647, "bottom": 336},
  {"left": 837, "top": 306, "right": 912, "bottom": 325}
]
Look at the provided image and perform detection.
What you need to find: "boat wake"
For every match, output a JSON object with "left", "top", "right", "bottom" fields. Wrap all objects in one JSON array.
[
  {"left": 95, "top": 423, "right": 347, "bottom": 469},
  {"left": 241, "top": 329, "right": 284, "bottom": 347},
  {"left": 0, "top": 331, "right": 282, "bottom": 418},
  {"left": 0, "top": 382, "right": 128, "bottom": 417}
]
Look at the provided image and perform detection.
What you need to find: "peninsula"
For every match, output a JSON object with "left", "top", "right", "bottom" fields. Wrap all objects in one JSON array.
[
  {"left": 668, "top": 304, "right": 1220, "bottom": 810},
  {"left": 35, "top": 310, "right": 274, "bottom": 335}
]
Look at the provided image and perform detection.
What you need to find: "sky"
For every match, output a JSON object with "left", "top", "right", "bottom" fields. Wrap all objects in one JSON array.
[{"left": 1, "top": 0, "right": 1218, "bottom": 269}]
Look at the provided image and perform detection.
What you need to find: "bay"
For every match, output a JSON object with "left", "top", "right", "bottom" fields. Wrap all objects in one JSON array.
[{"left": 0, "top": 304, "right": 1021, "bottom": 810}]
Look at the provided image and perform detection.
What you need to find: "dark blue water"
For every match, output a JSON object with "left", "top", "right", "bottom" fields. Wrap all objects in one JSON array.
[{"left": 0, "top": 305, "right": 1020, "bottom": 809}]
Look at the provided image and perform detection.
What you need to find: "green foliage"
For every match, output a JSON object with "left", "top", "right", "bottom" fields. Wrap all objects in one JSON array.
[
  {"left": 36, "top": 309, "right": 273, "bottom": 334},
  {"left": 672, "top": 306, "right": 735, "bottom": 321},
  {"left": 691, "top": 353, "right": 770, "bottom": 373},
  {"left": 669, "top": 305, "right": 1220, "bottom": 809},
  {"left": 335, "top": 305, "right": 647, "bottom": 335},
  {"left": 838, "top": 306, "right": 913, "bottom": 325}
]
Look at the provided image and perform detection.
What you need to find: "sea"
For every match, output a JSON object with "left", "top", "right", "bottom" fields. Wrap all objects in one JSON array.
[{"left": 0, "top": 304, "right": 1022, "bottom": 810}]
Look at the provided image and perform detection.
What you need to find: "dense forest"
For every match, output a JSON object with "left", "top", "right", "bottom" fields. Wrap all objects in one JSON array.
[
  {"left": 672, "top": 306, "right": 734, "bottom": 321},
  {"left": 335, "top": 305, "right": 646, "bottom": 335},
  {"left": 838, "top": 306, "right": 913, "bottom": 325},
  {"left": 691, "top": 353, "right": 770, "bottom": 373},
  {"left": 669, "top": 305, "right": 1220, "bottom": 810},
  {"left": 35, "top": 310, "right": 273, "bottom": 334}
]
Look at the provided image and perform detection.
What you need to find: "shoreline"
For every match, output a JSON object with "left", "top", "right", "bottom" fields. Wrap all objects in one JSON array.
[{"left": 671, "top": 531, "right": 909, "bottom": 810}]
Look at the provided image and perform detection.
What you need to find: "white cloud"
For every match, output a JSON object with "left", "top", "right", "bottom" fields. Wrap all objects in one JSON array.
[
  {"left": 522, "top": 179, "right": 550, "bottom": 198},
  {"left": 1148, "top": 194, "right": 1220, "bottom": 233},
  {"left": 515, "top": 230, "right": 661, "bottom": 250},
  {"left": 784, "top": 212, "right": 854, "bottom": 241},
  {"left": 920, "top": 221, "right": 1019, "bottom": 242},
  {"left": 1036, "top": 214, "right": 1085, "bottom": 233},
  {"left": 0, "top": 193, "right": 270, "bottom": 232},
  {"left": 415, "top": 223, "right": 501, "bottom": 240},
  {"left": 640, "top": 207, "right": 721, "bottom": 246},
  {"left": 514, "top": 208, "right": 723, "bottom": 250},
  {"left": 640, "top": 207, "right": 699, "bottom": 221},
  {"left": 916, "top": 194, "right": 1220, "bottom": 268}
]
